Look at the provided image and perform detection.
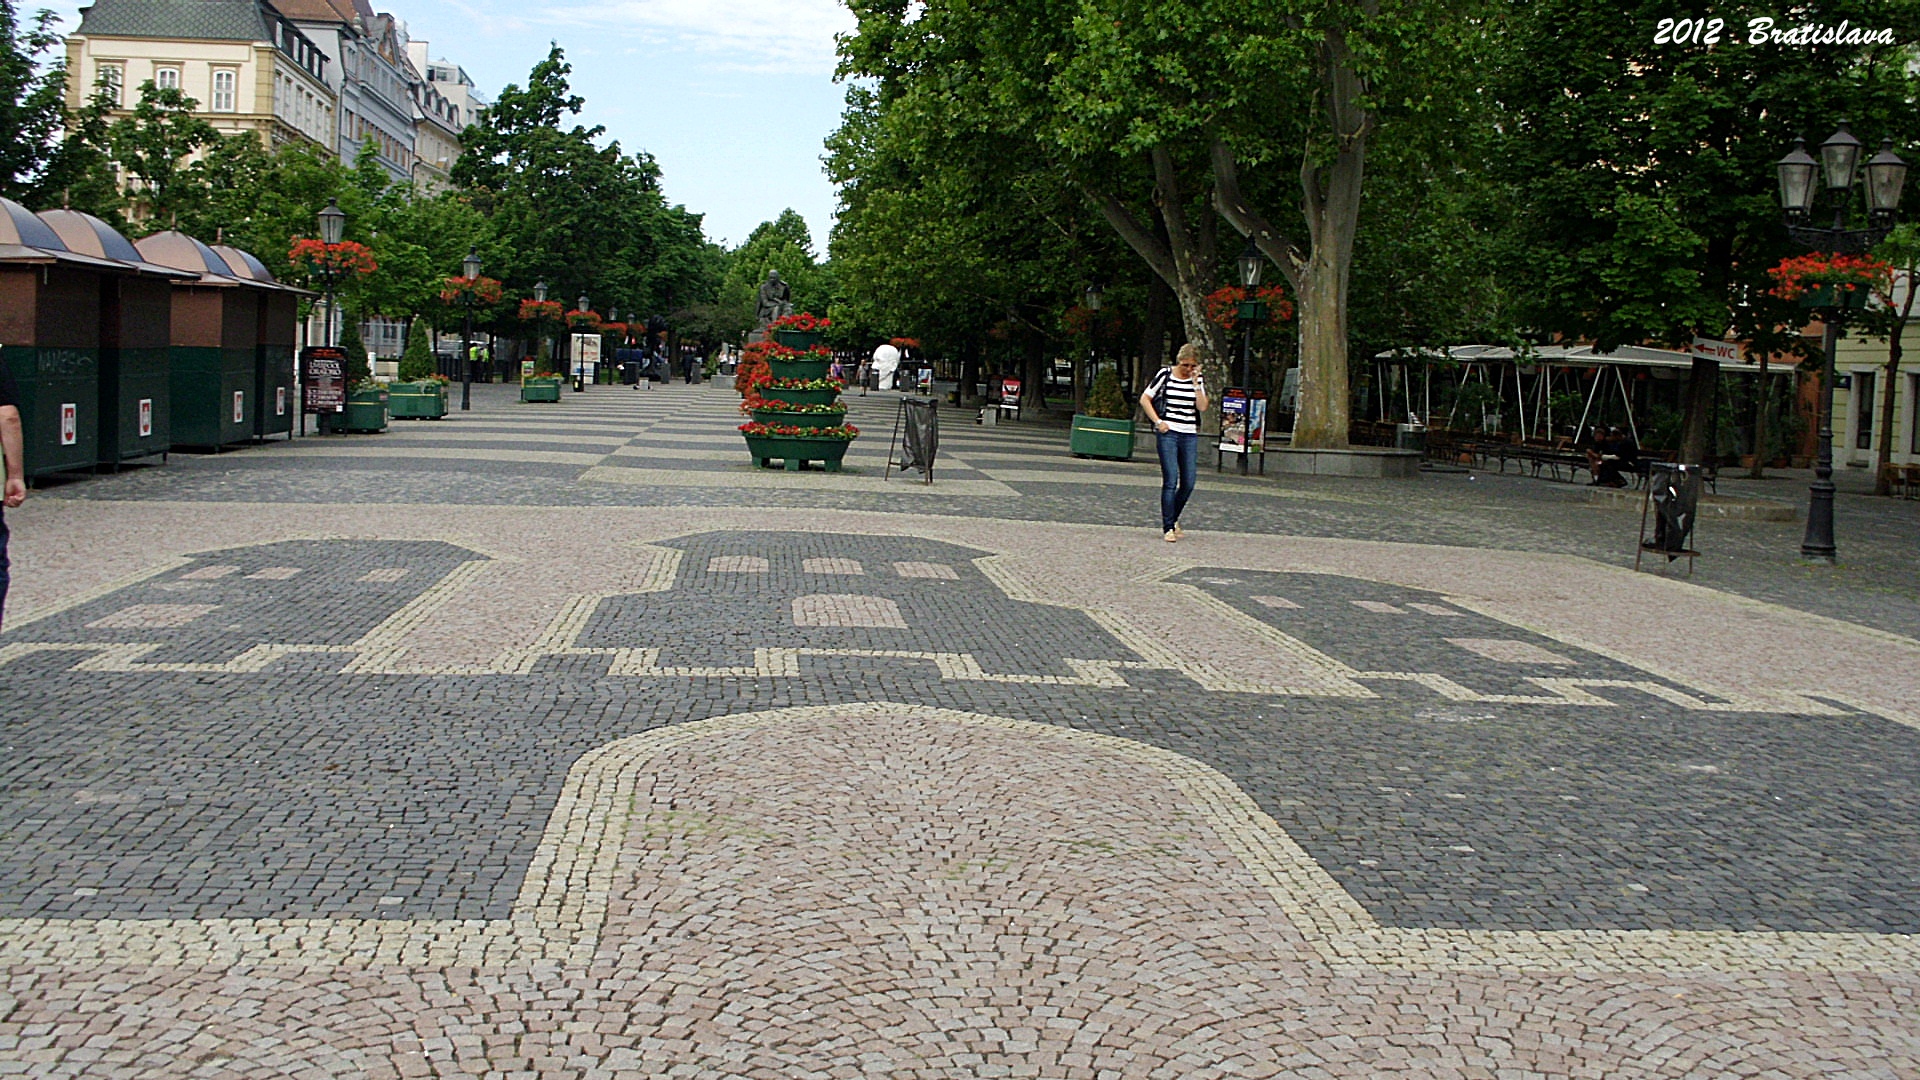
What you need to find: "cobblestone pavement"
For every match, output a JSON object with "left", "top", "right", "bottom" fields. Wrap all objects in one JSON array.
[{"left": 2, "top": 384, "right": 1917, "bottom": 1077}]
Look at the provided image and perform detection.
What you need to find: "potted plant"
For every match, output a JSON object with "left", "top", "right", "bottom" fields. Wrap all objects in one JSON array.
[
  {"left": 521, "top": 370, "right": 565, "bottom": 403},
  {"left": 770, "top": 312, "right": 831, "bottom": 349},
  {"left": 739, "top": 421, "right": 860, "bottom": 472},
  {"left": 765, "top": 341, "right": 833, "bottom": 380},
  {"left": 749, "top": 399, "right": 849, "bottom": 427},
  {"left": 1069, "top": 366, "right": 1136, "bottom": 460},
  {"left": 1767, "top": 253, "right": 1892, "bottom": 309},
  {"left": 759, "top": 375, "right": 845, "bottom": 407},
  {"left": 389, "top": 321, "right": 449, "bottom": 418}
]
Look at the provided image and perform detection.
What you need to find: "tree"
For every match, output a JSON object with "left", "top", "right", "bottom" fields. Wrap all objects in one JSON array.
[
  {"left": 1490, "top": 0, "right": 1920, "bottom": 463},
  {"left": 398, "top": 318, "right": 436, "bottom": 381},
  {"left": 0, "top": 0, "right": 75, "bottom": 206},
  {"left": 1869, "top": 224, "right": 1920, "bottom": 495},
  {"left": 108, "top": 81, "right": 219, "bottom": 228}
]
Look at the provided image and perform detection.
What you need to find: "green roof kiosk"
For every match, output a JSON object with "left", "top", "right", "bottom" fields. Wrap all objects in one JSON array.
[
  {"left": 213, "top": 244, "right": 305, "bottom": 442},
  {"left": 134, "top": 231, "right": 260, "bottom": 450},
  {"left": 39, "top": 209, "right": 195, "bottom": 468},
  {"left": 0, "top": 197, "right": 129, "bottom": 481}
]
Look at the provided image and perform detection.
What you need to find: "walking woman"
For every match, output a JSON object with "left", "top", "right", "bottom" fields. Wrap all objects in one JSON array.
[{"left": 1139, "top": 344, "right": 1209, "bottom": 542}]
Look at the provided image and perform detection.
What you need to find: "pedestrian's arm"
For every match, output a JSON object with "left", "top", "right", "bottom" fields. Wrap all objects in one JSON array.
[
  {"left": 1, "top": 405, "right": 24, "bottom": 508},
  {"left": 1138, "top": 378, "right": 1168, "bottom": 432},
  {"left": 1194, "top": 378, "right": 1209, "bottom": 415}
]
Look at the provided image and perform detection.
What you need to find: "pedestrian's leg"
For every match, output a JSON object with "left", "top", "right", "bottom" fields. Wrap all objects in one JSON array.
[
  {"left": 1157, "top": 432, "right": 1179, "bottom": 534},
  {"left": 0, "top": 513, "right": 10, "bottom": 632},
  {"left": 1170, "top": 432, "right": 1199, "bottom": 526}
]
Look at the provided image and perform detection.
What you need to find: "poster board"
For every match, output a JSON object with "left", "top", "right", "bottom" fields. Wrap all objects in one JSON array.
[
  {"left": 301, "top": 346, "right": 347, "bottom": 414},
  {"left": 571, "top": 333, "right": 601, "bottom": 381}
]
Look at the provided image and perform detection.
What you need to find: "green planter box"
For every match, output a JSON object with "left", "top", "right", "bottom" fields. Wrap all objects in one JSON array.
[
  {"left": 751, "top": 407, "right": 848, "bottom": 427},
  {"left": 521, "top": 377, "right": 563, "bottom": 403},
  {"left": 1069, "top": 414, "right": 1136, "bottom": 460},
  {"left": 389, "top": 381, "right": 449, "bottom": 419},
  {"left": 768, "top": 358, "right": 832, "bottom": 380},
  {"left": 773, "top": 329, "right": 825, "bottom": 349},
  {"left": 320, "top": 388, "right": 389, "bottom": 433},
  {"left": 744, "top": 433, "right": 855, "bottom": 472},
  {"left": 762, "top": 385, "right": 840, "bottom": 407},
  {"left": 10, "top": 346, "right": 101, "bottom": 479}
]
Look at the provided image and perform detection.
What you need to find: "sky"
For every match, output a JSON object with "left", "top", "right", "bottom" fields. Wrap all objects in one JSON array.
[{"left": 46, "top": 0, "right": 856, "bottom": 252}]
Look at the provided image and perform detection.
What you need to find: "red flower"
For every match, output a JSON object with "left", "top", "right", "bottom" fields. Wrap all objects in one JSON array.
[
  {"left": 1765, "top": 253, "right": 1893, "bottom": 300},
  {"left": 439, "top": 275, "right": 503, "bottom": 305},
  {"left": 769, "top": 312, "right": 832, "bottom": 332},
  {"left": 518, "top": 298, "right": 564, "bottom": 324},
  {"left": 288, "top": 237, "right": 376, "bottom": 277},
  {"left": 1204, "top": 285, "right": 1294, "bottom": 329},
  {"left": 565, "top": 309, "right": 602, "bottom": 332},
  {"left": 739, "top": 421, "right": 860, "bottom": 438}
]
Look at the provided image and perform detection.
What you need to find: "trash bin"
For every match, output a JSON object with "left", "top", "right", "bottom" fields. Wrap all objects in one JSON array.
[
  {"left": 1395, "top": 422, "right": 1427, "bottom": 454},
  {"left": 135, "top": 232, "right": 258, "bottom": 450}
]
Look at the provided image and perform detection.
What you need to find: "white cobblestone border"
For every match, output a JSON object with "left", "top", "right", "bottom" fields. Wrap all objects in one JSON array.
[{"left": 1, "top": 703, "right": 1912, "bottom": 976}]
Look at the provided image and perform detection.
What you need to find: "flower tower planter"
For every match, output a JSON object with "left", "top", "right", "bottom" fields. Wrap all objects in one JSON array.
[{"left": 739, "top": 314, "right": 857, "bottom": 470}]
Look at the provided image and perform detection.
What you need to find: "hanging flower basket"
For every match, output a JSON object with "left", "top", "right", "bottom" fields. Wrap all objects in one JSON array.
[
  {"left": 1767, "top": 253, "right": 1890, "bottom": 309},
  {"left": 1204, "top": 285, "right": 1294, "bottom": 329},
  {"left": 565, "top": 309, "right": 602, "bottom": 332}
]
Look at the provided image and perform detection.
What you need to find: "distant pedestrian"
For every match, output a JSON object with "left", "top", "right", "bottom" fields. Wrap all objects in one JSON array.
[
  {"left": 0, "top": 350, "right": 26, "bottom": 629},
  {"left": 1140, "top": 344, "right": 1208, "bottom": 542}
]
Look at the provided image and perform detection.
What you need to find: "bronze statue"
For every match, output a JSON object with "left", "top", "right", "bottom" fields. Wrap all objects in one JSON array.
[{"left": 755, "top": 270, "right": 792, "bottom": 327}]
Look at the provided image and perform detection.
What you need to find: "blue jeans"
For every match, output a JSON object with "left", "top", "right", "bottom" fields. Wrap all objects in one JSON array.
[
  {"left": 1157, "top": 431, "right": 1198, "bottom": 531},
  {"left": 0, "top": 510, "right": 9, "bottom": 628}
]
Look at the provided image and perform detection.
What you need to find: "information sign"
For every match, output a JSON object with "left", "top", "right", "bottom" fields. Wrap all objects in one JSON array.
[
  {"left": 572, "top": 333, "right": 601, "bottom": 382},
  {"left": 1000, "top": 377, "right": 1022, "bottom": 402},
  {"left": 59, "top": 403, "right": 76, "bottom": 445},
  {"left": 138, "top": 398, "right": 152, "bottom": 438},
  {"left": 232, "top": 390, "right": 246, "bottom": 424},
  {"left": 521, "top": 359, "right": 535, "bottom": 383},
  {"left": 300, "top": 346, "right": 348, "bottom": 414},
  {"left": 275, "top": 386, "right": 287, "bottom": 416},
  {"left": 1219, "top": 388, "right": 1250, "bottom": 453},
  {"left": 916, "top": 367, "right": 934, "bottom": 395}
]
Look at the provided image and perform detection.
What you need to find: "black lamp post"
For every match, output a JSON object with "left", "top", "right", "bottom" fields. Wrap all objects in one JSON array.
[
  {"left": 459, "top": 248, "right": 480, "bottom": 412},
  {"left": 573, "top": 294, "right": 590, "bottom": 391},
  {"left": 1233, "top": 239, "right": 1266, "bottom": 475},
  {"left": 531, "top": 280, "right": 547, "bottom": 374},
  {"left": 305, "top": 197, "right": 348, "bottom": 438},
  {"left": 1084, "top": 282, "right": 1104, "bottom": 404},
  {"left": 1776, "top": 124, "right": 1908, "bottom": 564}
]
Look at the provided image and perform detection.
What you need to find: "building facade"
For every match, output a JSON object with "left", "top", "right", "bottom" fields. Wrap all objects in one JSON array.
[
  {"left": 66, "top": 0, "right": 335, "bottom": 151},
  {"left": 405, "top": 37, "right": 481, "bottom": 193},
  {"left": 274, "top": 0, "right": 417, "bottom": 184}
]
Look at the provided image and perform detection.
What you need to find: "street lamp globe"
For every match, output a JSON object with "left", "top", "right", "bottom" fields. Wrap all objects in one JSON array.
[
  {"left": 462, "top": 248, "right": 481, "bottom": 280},
  {"left": 533, "top": 280, "right": 547, "bottom": 303},
  {"left": 1819, "top": 123, "right": 1863, "bottom": 191},
  {"left": 577, "top": 295, "right": 589, "bottom": 313},
  {"left": 1084, "top": 283, "right": 1102, "bottom": 311},
  {"left": 1237, "top": 238, "right": 1263, "bottom": 288},
  {"left": 317, "top": 197, "right": 346, "bottom": 244},
  {"left": 1866, "top": 140, "right": 1910, "bottom": 217},
  {"left": 1776, "top": 138, "right": 1818, "bottom": 216}
]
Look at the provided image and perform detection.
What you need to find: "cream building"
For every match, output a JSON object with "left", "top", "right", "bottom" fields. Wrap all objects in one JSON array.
[
  {"left": 1830, "top": 272, "right": 1919, "bottom": 474},
  {"left": 65, "top": 0, "right": 336, "bottom": 152}
]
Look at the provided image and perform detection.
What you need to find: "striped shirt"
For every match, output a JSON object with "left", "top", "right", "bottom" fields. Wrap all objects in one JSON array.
[{"left": 1146, "top": 367, "right": 1204, "bottom": 434}]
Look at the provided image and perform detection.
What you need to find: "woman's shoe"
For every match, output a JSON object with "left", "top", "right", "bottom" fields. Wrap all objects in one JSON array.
[
  {"left": 1173, "top": 524, "right": 1185, "bottom": 538},
  {"left": 1164, "top": 529, "right": 1178, "bottom": 543}
]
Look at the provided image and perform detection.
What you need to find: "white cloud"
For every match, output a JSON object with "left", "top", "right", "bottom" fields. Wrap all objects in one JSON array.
[{"left": 544, "top": 0, "right": 855, "bottom": 74}]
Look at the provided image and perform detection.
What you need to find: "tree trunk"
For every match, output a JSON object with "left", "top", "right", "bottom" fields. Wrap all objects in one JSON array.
[
  {"left": 1873, "top": 279, "right": 1914, "bottom": 494},
  {"left": 1678, "top": 358, "right": 1718, "bottom": 465},
  {"left": 1292, "top": 248, "right": 1351, "bottom": 448},
  {"left": 1022, "top": 332, "right": 1047, "bottom": 412}
]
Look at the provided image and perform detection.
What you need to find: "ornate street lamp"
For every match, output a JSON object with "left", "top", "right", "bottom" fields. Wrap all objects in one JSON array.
[
  {"left": 1231, "top": 238, "right": 1266, "bottom": 475},
  {"left": 318, "top": 197, "right": 346, "bottom": 244},
  {"left": 459, "top": 248, "right": 480, "bottom": 412},
  {"left": 574, "top": 295, "right": 590, "bottom": 391},
  {"left": 1776, "top": 124, "right": 1909, "bottom": 564},
  {"left": 533, "top": 280, "right": 547, "bottom": 302}
]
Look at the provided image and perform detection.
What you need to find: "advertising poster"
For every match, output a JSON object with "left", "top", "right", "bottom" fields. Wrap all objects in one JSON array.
[
  {"left": 276, "top": 386, "right": 288, "bottom": 416},
  {"left": 917, "top": 368, "right": 934, "bottom": 395},
  {"left": 1219, "top": 388, "right": 1249, "bottom": 453},
  {"left": 572, "top": 333, "right": 602, "bottom": 381},
  {"left": 1000, "top": 377, "right": 1022, "bottom": 402},
  {"left": 138, "top": 399, "right": 152, "bottom": 438},
  {"left": 59, "top": 403, "right": 76, "bottom": 445},
  {"left": 300, "top": 346, "right": 348, "bottom": 414},
  {"left": 233, "top": 390, "right": 246, "bottom": 424},
  {"left": 1247, "top": 392, "right": 1268, "bottom": 452},
  {"left": 522, "top": 360, "right": 536, "bottom": 383}
]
